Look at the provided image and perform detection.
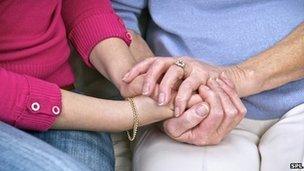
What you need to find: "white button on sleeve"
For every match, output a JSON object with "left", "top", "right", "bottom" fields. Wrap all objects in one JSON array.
[
  {"left": 31, "top": 102, "right": 40, "bottom": 112},
  {"left": 52, "top": 106, "right": 60, "bottom": 115}
]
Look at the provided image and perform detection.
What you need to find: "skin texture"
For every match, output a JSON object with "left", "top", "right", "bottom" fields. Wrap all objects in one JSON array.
[{"left": 123, "top": 22, "right": 304, "bottom": 145}]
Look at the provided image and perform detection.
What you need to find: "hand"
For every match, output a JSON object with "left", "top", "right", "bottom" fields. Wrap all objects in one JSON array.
[
  {"left": 119, "top": 74, "right": 145, "bottom": 97},
  {"left": 123, "top": 57, "right": 226, "bottom": 116},
  {"left": 133, "top": 88, "right": 206, "bottom": 126},
  {"left": 163, "top": 78, "right": 247, "bottom": 146},
  {"left": 123, "top": 56, "right": 247, "bottom": 145}
]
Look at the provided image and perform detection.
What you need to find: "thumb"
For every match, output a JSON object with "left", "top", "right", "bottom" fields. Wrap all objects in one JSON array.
[
  {"left": 163, "top": 102, "right": 209, "bottom": 138},
  {"left": 187, "top": 93, "right": 203, "bottom": 107}
]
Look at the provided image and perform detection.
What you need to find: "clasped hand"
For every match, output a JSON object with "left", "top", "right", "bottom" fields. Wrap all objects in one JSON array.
[{"left": 122, "top": 57, "right": 247, "bottom": 146}]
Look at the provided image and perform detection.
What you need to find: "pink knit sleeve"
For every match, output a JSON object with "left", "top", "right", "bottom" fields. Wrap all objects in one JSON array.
[
  {"left": 0, "top": 68, "right": 61, "bottom": 131},
  {"left": 62, "top": 0, "right": 132, "bottom": 67}
]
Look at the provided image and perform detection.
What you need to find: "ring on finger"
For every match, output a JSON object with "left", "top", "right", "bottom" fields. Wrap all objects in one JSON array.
[{"left": 174, "top": 59, "right": 186, "bottom": 70}]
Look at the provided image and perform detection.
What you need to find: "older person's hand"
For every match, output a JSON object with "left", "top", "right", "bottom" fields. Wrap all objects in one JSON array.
[
  {"left": 122, "top": 56, "right": 247, "bottom": 145},
  {"left": 123, "top": 57, "right": 245, "bottom": 115},
  {"left": 163, "top": 78, "right": 246, "bottom": 145}
]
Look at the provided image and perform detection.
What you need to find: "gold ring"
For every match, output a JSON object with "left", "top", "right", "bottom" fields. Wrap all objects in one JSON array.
[{"left": 174, "top": 59, "right": 186, "bottom": 69}]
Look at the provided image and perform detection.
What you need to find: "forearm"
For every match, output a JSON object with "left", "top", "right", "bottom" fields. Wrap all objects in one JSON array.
[
  {"left": 52, "top": 90, "right": 173, "bottom": 132},
  {"left": 227, "top": 23, "right": 304, "bottom": 97},
  {"left": 90, "top": 38, "right": 137, "bottom": 90},
  {"left": 90, "top": 33, "right": 154, "bottom": 89}
]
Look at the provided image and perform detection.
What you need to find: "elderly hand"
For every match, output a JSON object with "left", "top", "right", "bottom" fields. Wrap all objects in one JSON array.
[
  {"left": 122, "top": 56, "right": 247, "bottom": 145},
  {"left": 123, "top": 57, "right": 241, "bottom": 116},
  {"left": 163, "top": 78, "right": 246, "bottom": 145}
]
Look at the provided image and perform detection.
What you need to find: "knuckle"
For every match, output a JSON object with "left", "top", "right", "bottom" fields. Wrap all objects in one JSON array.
[
  {"left": 236, "top": 108, "right": 247, "bottom": 118},
  {"left": 238, "top": 112, "right": 245, "bottom": 119},
  {"left": 212, "top": 110, "right": 224, "bottom": 119},
  {"left": 152, "top": 60, "right": 164, "bottom": 70},
  {"left": 207, "top": 90, "right": 216, "bottom": 99},
  {"left": 240, "top": 107, "right": 247, "bottom": 116},
  {"left": 154, "top": 58, "right": 162, "bottom": 65},
  {"left": 206, "top": 78, "right": 213, "bottom": 86},
  {"left": 226, "top": 108, "right": 238, "bottom": 118},
  {"left": 151, "top": 61, "right": 162, "bottom": 69}
]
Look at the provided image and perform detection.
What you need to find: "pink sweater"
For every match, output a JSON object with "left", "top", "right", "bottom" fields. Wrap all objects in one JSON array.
[{"left": 0, "top": 0, "right": 131, "bottom": 131}]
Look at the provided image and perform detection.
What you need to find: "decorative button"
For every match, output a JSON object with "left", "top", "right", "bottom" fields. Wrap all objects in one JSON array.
[
  {"left": 52, "top": 106, "right": 60, "bottom": 115},
  {"left": 126, "top": 32, "right": 132, "bottom": 41},
  {"left": 31, "top": 102, "right": 40, "bottom": 112}
]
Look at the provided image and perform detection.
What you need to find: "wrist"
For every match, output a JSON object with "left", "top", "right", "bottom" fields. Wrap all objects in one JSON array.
[
  {"left": 223, "top": 64, "right": 264, "bottom": 97},
  {"left": 133, "top": 96, "right": 174, "bottom": 126}
]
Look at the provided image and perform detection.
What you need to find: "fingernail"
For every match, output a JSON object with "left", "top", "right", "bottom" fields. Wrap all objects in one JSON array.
[
  {"left": 142, "top": 84, "right": 150, "bottom": 95},
  {"left": 122, "top": 72, "right": 130, "bottom": 81},
  {"left": 158, "top": 92, "right": 165, "bottom": 105},
  {"left": 175, "top": 107, "right": 180, "bottom": 117},
  {"left": 195, "top": 104, "right": 209, "bottom": 117}
]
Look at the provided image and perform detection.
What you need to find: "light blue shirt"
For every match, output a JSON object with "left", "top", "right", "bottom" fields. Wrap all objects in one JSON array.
[{"left": 112, "top": 0, "right": 304, "bottom": 120}]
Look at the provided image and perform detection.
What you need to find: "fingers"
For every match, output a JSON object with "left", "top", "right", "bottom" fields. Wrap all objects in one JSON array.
[
  {"left": 174, "top": 77, "right": 201, "bottom": 116},
  {"left": 158, "top": 65, "right": 184, "bottom": 105},
  {"left": 163, "top": 102, "right": 209, "bottom": 138},
  {"left": 175, "top": 79, "right": 246, "bottom": 146},
  {"left": 142, "top": 57, "right": 175, "bottom": 96},
  {"left": 123, "top": 58, "right": 156, "bottom": 83},
  {"left": 187, "top": 94, "right": 203, "bottom": 107},
  {"left": 197, "top": 84, "right": 224, "bottom": 139},
  {"left": 216, "top": 78, "right": 247, "bottom": 120},
  {"left": 207, "top": 78, "right": 238, "bottom": 136},
  {"left": 167, "top": 93, "right": 202, "bottom": 112}
]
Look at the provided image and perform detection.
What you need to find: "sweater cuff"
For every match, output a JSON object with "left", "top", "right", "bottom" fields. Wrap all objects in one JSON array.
[
  {"left": 69, "top": 12, "right": 132, "bottom": 67},
  {"left": 15, "top": 76, "right": 62, "bottom": 131}
]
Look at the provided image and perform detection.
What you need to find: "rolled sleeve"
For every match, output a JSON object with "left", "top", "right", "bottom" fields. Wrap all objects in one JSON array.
[
  {"left": 62, "top": 0, "right": 131, "bottom": 67},
  {"left": 15, "top": 76, "right": 62, "bottom": 131},
  {"left": 0, "top": 68, "right": 62, "bottom": 131}
]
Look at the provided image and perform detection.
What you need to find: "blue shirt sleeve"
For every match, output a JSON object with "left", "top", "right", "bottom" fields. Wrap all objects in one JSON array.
[{"left": 111, "top": 0, "right": 148, "bottom": 34}]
